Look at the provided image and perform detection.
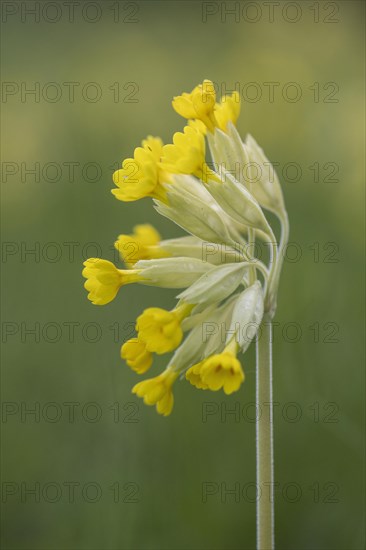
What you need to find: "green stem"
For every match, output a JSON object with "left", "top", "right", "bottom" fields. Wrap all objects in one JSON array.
[{"left": 256, "top": 316, "right": 275, "bottom": 550}]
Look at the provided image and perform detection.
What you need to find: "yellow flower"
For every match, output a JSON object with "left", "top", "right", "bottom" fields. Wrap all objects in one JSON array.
[
  {"left": 82, "top": 258, "right": 141, "bottom": 305},
  {"left": 186, "top": 340, "right": 244, "bottom": 394},
  {"left": 121, "top": 338, "right": 152, "bottom": 374},
  {"left": 132, "top": 369, "right": 178, "bottom": 416},
  {"left": 185, "top": 362, "right": 209, "bottom": 390},
  {"left": 214, "top": 91, "right": 241, "bottom": 133},
  {"left": 172, "top": 81, "right": 241, "bottom": 134},
  {"left": 115, "top": 224, "right": 170, "bottom": 267},
  {"left": 172, "top": 79, "right": 217, "bottom": 132},
  {"left": 136, "top": 303, "right": 193, "bottom": 354},
  {"left": 112, "top": 136, "right": 170, "bottom": 202},
  {"left": 161, "top": 125, "right": 217, "bottom": 183},
  {"left": 188, "top": 119, "right": 207, "bottom": 135}
]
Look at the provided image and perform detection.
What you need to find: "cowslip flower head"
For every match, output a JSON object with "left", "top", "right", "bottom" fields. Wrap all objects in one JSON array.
[
  {"left": 132, "top": 369, "right": 178, "bottom": 416},
  {"left": 82, "top": 259, "right": 141, "bottom": 305},
  {"left": 112, "top": 136, "right": 170, "bottom": 202},
  {"left": 83, "top": 79, "right": 289, "bottom": 416},
  {"left": 115, "top": 224, "right": 169, "bottom": 267},
  {"left": 136, "top": 303, "right": 194, "bottom": 354},
  {"left": 121, "top": 338, "right": 153, "bottom": 374}
]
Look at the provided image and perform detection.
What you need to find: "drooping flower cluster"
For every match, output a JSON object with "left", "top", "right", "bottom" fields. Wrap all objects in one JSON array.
[{"left": 82, "top": 80, "right": 289, "bottom": 416}]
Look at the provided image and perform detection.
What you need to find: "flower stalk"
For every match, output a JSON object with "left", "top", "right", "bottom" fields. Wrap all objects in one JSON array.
[{"left": 256, "top": 316, "right": 274, "bottom": 550}]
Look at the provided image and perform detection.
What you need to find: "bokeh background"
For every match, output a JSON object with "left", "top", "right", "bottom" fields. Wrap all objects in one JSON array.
[{"left": 1, "top": 1, "right": 365, "bottom": 549}]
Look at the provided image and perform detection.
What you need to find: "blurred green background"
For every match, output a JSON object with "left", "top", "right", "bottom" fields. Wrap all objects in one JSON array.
[{"left": 1, "top": 1, "right": 365, "bottom": 549}]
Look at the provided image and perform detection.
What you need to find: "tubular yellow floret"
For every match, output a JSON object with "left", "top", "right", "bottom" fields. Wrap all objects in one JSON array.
[
  {"left": 172, "top": 81, "right": 241, "bottom": 134},
  {"left": 82, "top": 258, "right": 141, "bottom": 305},
  {"left": 112, "top": 136, "right": 170, "bottom": 202},
  {"left": 187, "top": 119, "right": 207, "bottom": 135},
  {"left": 115, "top": 224, "right": 170, "bottom": 267},
  {"left": 186, "top": 339, "right": 244, "bottom": 395},
  {"left": 214, "top": 91, "right": 241, "bottom": 132},
  {"left": 136, "top": 303, "right": 194, "bottom": 354},
  {"left": 172, "top": 79, "right": 217, "bottom": 132},
  {"left": 121, "top": 338, "right": 153, "bottom": 374},
  {"left": 185, "top": 361, "right": 209, "bottom": 390},
  {"left": 161, "top": 125, "right": 218, "bottom": 183},
  {"left": 132, "top": 369, "right": 178, "bottom": 416}
]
